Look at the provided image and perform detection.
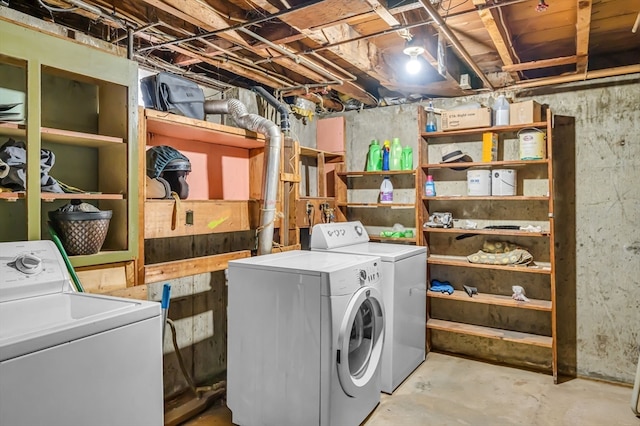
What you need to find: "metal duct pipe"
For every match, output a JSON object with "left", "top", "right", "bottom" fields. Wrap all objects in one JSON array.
[
  {"left": 203, "top": 99, "right": 281, "bottom": 255},
  {"left": 251, "top": 86, "right": 291, "bottom": 135}
]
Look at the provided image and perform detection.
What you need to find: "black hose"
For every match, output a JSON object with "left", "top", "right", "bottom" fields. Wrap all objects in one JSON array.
[{"left": 251, "top": 86, "right": 290, "bottom": 135}]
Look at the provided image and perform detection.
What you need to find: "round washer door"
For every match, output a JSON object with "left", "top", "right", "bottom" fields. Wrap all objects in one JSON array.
[{"left": 336, "top": 286, "right": 385, "bottom": 397}]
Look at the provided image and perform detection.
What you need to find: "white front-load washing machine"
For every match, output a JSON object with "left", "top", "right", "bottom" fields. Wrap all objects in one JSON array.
[
  {"left": 0, "top": 240, "right": 163, "bottom": 426},
  {"left": 227, "top": 250, "right": 385, "bottom": 426},
  {"left": 311, "top": 221, "right": 427, "bottom": 394}
]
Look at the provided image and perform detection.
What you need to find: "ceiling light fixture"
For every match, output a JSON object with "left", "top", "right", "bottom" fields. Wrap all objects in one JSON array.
[{"left": 403, "top": 40, "right": 425, "bottom": 75}]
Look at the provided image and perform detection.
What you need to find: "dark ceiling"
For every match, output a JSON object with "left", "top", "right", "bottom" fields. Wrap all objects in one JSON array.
[{"left": 3, "top": 0, "right": 640, "bottom": 111}]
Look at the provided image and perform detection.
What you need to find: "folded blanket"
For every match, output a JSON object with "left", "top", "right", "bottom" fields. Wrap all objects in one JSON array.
[{"left": 467, "top": 248, "right": 533, "bottom": 266}]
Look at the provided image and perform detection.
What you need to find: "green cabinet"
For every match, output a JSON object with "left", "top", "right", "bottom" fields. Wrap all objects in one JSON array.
[{"left": 0, "top": 19, "right": 138, "bottom": 267}]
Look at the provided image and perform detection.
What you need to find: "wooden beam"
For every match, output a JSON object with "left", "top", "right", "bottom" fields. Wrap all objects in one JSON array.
[
  {"left": 363, "top": 0, "right": 401, "bottom": 28},
  {"left": 144, "top": 251, "right": 252, "bottom": 283},
  {"left": 138, "top": 0, "right": 249, "bottom": 47},
  {"left": 475, "top": 4, "right": 519, "bottom": 81},
  {"left": 139, "top": 1, "right": 377, "bottom": 104},
  {"left": 508, "top": 64, "right": 640, "bottom": 90},
  {"left": 135, "top": 31, "right": 287, "bottom": 88},
  {"left": 247, "top": 0, "right": 280, "bottom": 14},
  {"left": 502, "top": 55, "right": 578, "bottom": 72},
  {"left": 575, "top": 0, "right": 593, "bottom": 74}
]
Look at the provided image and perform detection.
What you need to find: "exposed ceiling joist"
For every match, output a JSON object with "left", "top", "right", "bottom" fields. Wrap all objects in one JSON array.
[
  {"left": 139, "top": 0, "right": 249, "bottom": 47},
  {"left": 137, "top": 0, "right": 377, "bottom": 104},
  {"left": 363, "top": 0, "right": 401, "bottom": 27},
  {"left": 5, "top": 0, "right": 639, "bottom": 111},
  {"left": 135, "top": 31, "right": 289, "bottom": 88},
  {"left": 474, "top": 0, "right": 520, "bottom": 82},
  {"left": 575, "top": 0, "right": 593, "bottom": 74},
  {"left": 417, "top": 0, "right": 495, "bottom": 90},
  {"left": 502, "top": 55, "right": 578, "bottom": 72}
]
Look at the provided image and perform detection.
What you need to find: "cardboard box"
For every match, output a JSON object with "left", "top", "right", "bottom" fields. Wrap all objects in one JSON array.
[
  {"left": 441, "top": 108, "right": 492, "bottom": 131},
  {"left": 510, "top": 100, "right": 542, "bottom": 125},
  {"left": 482, "top": 132, "right": 498, "bottom": 162}
]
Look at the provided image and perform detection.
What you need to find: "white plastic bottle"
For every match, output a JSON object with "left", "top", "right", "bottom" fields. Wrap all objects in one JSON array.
[
  {"left": 494, "top": 95, "right": 510, "bottom": 126},
  {"left": 380, "top": 176, "right": 393, "bottom": 204}
]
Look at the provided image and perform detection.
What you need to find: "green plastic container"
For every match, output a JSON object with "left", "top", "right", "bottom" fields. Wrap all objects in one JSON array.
[{"left": 366, "top": 139, "right": 382, "bottom": 171}]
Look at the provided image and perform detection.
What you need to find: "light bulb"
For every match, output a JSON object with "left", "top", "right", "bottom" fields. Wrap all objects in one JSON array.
[{"left": 406, "top": 55, "right": 421, "bottom": 74}]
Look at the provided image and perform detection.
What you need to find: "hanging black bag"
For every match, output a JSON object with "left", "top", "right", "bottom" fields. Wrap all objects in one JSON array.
[{"left": 140, "top": 72, "right": 205, "bottom": 120}]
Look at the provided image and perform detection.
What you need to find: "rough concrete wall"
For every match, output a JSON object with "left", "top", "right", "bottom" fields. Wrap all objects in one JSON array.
[
  {"left": 524, "top": 75, "right": 640, "bottom": 383},
  {"left": 325, "top": 74, "right": 640, "bottom": 383}
]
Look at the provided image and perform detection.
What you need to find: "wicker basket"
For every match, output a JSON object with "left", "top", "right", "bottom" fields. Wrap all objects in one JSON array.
[{"left": 48, "top": 210, "right": 112, "bottom": 255}]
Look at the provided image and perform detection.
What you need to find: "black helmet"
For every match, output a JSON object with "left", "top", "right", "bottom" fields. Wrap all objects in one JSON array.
[{"left": 146, "top": 145, "right": 191, "bottom": 179}]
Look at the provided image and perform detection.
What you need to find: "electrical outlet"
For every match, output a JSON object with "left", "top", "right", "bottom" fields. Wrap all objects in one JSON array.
[{"left": 460, "top": 74, "right": 472, "bottom": 90}]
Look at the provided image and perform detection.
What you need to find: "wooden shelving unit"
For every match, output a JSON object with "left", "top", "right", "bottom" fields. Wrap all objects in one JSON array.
[
  {"left": 138, "top": 108, "right": 276, "bottom": 285},
  {"left": 293, "top": 143, "right": 345, "bottom": 243},
  {"left": 0, "top": 19, "right": 138, "bottom": 271},
  {"left": 418, "top": 108, "right": 566, "bottom": 382},
  {"left": 334, "top": 166, "right": 419, "bottom": 244}
]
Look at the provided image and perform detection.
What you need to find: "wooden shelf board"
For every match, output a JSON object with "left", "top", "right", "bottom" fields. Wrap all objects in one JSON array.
[
  {"left": 427, "top": 254, "right": 552, "bottom": 274},
  {"left": 0, "top": 191, "right": 23, "bottom": 200},
  {"left": 421, "top": 159, "right": 548, "bottom": 169},
  {"left": 144, "top": 250, "right": 251, "bottom": 284},
  {"left": 428, "top": 290, "right": 552, "bottom": 311},
  {"left": 422, "top": 195, "right": 549, "bottom": 201},
  {"left": 145, "top": 109, "right": 265, "bottom": 149},
  {"left": 338, "top": 202, "right": 416, "bottom": 208},
  {"left": 421, "top": 122, "right": 547, "bottom": 138},
  {"left": 369, "top": 235, "right": 417, "bottom": 243},
  {"left": 299, "top": 146, "right": 344, "bottom": 163},
  {"left": 424, "top": 228, "right": 550, "bottom": 237},
  {"left": 427, "top": 319, "right": 553, "bottom": 348},
  {"left": 69, "top": 250, "right": 135, "bottom": 268},
  {"left": 1, "top": 192, "right": 123, "bottom": 201},
  {"left": 0, "top": 123, "right": 123, "bottom": 147},
  {"left": 41, "top": 193, "right": 124, "bottom": 201},
  {"left": 338, "top": 170, "right": 416, "bottom": 177},
  {"left": 0, "top": 122, "right": 25, "bottom": 139}
]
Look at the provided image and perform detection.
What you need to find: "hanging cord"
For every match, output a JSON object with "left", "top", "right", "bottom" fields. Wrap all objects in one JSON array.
[
  {"left": 170, "top": 192, "right": 181, "bottom": 230},
  {"left": 255, "top": 210, "right": 284, "bottom": 234},
  {"left": 166, "top": 318, "right": 226, "bottom": 398}
]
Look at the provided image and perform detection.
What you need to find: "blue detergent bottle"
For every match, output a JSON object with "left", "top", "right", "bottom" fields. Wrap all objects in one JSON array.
[{"left": 382, "top": 140, "right": 390, "bottom": 171}]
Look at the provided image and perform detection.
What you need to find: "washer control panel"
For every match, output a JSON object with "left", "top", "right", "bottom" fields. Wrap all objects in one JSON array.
[
  {"left": 310, "top": 221, "right": 370, "bottom": 249},
  {"left": 0, "top": 240, "right": 71, "bottom": 302},
  {"left": 357, "top": 261, "right": 380, "bottom": 286}
]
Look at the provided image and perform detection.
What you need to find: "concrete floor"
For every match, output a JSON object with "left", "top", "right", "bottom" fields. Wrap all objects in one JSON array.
[{"left": 182, "top": 353, "right": 638, "bottom": 426}]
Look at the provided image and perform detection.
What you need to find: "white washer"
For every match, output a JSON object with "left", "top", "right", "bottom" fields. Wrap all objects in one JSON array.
[
  {"left": 227, "top": 250, "right": 385, "bottom": 426},
  {"left": 0, "top": 240, "right": 163, "bottom": 426},
  {"left": 311, "top": 221, "right": 426, "bottom": 394}
]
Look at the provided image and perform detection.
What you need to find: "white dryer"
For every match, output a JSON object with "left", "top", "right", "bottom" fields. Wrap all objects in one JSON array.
[
  {"left": 311, "top": 221, "right": 426, "bottom": 394},
  {"left": 227, "top": 250, "right": 385, "bottom": 426},
  {"left": 0, "top": 240, "right": 163, "bottom": 426}
]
